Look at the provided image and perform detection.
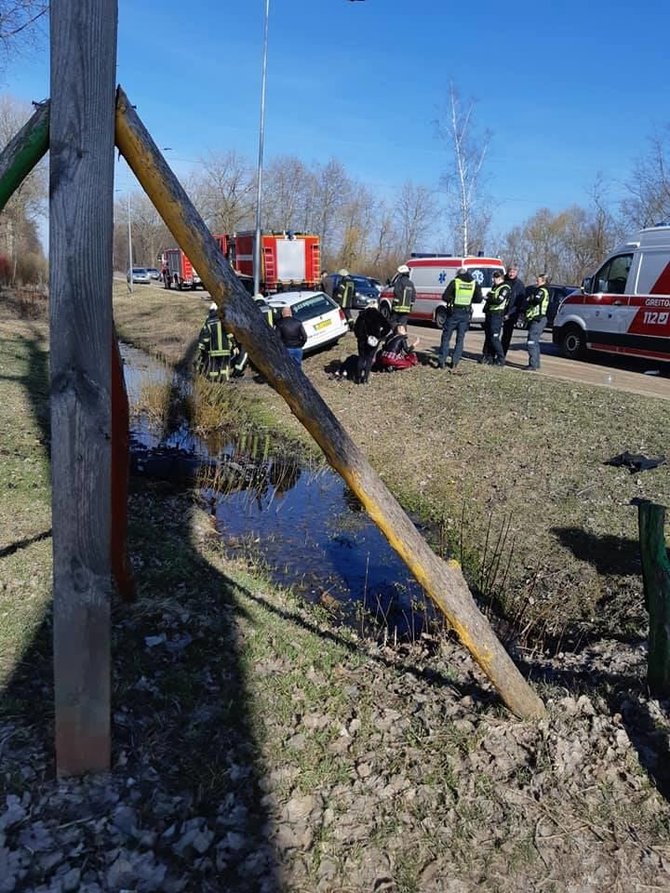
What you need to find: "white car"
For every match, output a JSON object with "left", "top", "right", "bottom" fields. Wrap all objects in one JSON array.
[{"left": 267, "top": 291, "right": 349, "bottom": 353}]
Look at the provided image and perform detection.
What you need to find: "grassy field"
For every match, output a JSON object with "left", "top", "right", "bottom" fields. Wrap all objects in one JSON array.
[
  {"left": 2, "top": 285, "right": 670, "bottom": 891},
  {"left": 112, "top": 281, "right": 670, "bottom": 649}
]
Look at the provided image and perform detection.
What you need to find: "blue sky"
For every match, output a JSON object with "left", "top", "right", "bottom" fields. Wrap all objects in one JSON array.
[{"left": 3, "top": 0, "right": 670, "bottom": 246}]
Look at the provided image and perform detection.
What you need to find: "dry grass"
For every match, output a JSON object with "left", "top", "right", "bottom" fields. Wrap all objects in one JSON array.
[{"left": 110, "top": 280, "right": 670, "bottom": 646}]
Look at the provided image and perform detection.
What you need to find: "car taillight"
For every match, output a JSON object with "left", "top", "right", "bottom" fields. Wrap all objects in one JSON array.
[{"left": 338, "top": 309, "right": 346, "bottom": 322}]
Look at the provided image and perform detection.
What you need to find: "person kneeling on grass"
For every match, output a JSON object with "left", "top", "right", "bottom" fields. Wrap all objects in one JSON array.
[
  {"left": 376, "top": 325, "right": 420, "bottom": 372},
  {"left": 353, "top": 306, "right": 392, "bottom": 384}
]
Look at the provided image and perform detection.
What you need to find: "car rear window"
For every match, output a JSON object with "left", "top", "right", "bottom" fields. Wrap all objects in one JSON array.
[{"left": 291, "top": 294, "right": 336, "bottom": 321}]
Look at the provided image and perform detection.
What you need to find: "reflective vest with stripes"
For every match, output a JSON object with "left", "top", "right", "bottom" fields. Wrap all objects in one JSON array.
[
  {"left": 525, "top": 286, "right": 549, "bottom": 321},
  {"left": 486, "top": 283, "right": 509, "bottom": 313},
  {"left": 453, "top": 278, "right": 476, "bottom": 308}
]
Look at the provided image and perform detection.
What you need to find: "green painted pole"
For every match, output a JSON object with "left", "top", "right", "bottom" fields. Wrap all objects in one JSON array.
[
  {"left": 638, "top": 501, "right": 670, "bottom": 696},
  {"left": 0, "top": 100, "right": 49, "bottom": 213}
]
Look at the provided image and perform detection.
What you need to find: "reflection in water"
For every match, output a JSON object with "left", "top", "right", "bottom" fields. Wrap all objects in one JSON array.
[{"left": 122, "top": 343, "right": 440, "bottom": 639}]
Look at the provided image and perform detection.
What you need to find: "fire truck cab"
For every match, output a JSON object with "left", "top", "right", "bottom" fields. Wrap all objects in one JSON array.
[{"left": 552, "top": 225, "right": 670, "bottom": 363}]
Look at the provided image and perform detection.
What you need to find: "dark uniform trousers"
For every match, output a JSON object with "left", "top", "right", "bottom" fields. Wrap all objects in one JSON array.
[
  {"left": 438, "top": 307, "right": 471, "bottom": 368},
  {"left": 483, "top": 312, "right": 505, "bottom": 365}
]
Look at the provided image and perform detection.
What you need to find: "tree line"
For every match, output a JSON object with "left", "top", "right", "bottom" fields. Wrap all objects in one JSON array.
[{"left": 1, "top": 90, "right": 670, "bottom": 288}]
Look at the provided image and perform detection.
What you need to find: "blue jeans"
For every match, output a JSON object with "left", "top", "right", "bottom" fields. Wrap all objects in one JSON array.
[
  {"left": 287, "top": 347, "right": 303, "bottom": 366},
  {"left": 438, "top": 308, "right": 470, "bottom": 368},
  {"left": 526, "top": 318, "right": 546, "bottom": 369}
]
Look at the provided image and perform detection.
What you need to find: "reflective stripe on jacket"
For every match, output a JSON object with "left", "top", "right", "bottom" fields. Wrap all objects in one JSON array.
[
  {"left": 392, "top": 275, "right": 416, "bottom": 314},
  {"left": 453, "top": 278, "right": 476, "bottom": 308},
  {"left": 525, "top": 286, "right": 549, "bottom": 321},
  {"left": 486, "top": 283, "right": 510, "bottom": 313}
]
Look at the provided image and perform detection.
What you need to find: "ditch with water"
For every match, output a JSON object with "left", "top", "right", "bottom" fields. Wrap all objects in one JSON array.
[{"left": 122, "top": 344, "right": 443, "bottom": 640}]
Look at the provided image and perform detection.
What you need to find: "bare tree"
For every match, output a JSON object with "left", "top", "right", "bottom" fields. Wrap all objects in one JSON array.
[
  {"left": 0, "top": 1, "right": 48, "bottom": 64},
  {"left": 437, "top": 82, "right": 491, "bottom": 255},
  {"left": 393, "top": 180, "right": 437, "bottom": 257},
  {"left": 263, "top": 155, "right": 313, "bottom": 233},
  {"left": 621, "top": 127, "right": 670, "bottom": 229},
  {"left": 192, "top": 150, "right": 256, "bottom": 234}
]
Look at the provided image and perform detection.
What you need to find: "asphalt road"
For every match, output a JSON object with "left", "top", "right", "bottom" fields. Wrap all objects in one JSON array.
[
  {"left": 121, "top": 278, "right": 669, "bottom": 402},
  {"left": 404, "top": 320, "right": 670, "bottom": 402}
]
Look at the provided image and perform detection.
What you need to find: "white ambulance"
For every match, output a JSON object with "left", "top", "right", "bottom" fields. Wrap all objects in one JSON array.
[
  {"left": 378, "top": 255, "right": 505, "bottom": 327},
  {"left": 552, "top": 225, "right": 670, "bottom": 364}
]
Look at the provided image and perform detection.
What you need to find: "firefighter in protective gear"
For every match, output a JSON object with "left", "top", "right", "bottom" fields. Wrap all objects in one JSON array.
[
  {"left": 525, "top": 273, "right": 550, "bottom": 370},
  {"left": 481, "top": 270, "right": 510, "bottom": 366},
  {"left": 391, "top": 264, "right": 416, "bottom": 326},
  {"left": 437, "top": 269, "right": 483, "bottom": 371},
  {"left": 253, "top": 292, "right": 274, "bottom": 328},
  {"left": 334, "top": 269, "right": 355, "bottom": 326},
  {"left": 197, "top": 303, "right": 232, "bottom": 381}
]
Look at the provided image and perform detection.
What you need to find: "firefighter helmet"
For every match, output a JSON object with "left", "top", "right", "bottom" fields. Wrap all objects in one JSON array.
[
  {"left": 338, "top": 268, "right": 349, "bottom": 277},
  {"left": 397, "top": 264, "right": 410, "bottom": 274}
]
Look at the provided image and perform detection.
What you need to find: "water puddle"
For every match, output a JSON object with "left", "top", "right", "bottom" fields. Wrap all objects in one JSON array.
[{"left": 122, "top": 344, "right": 440, "bottom": 638}]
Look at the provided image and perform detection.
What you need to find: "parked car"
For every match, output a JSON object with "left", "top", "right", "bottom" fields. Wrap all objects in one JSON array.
[
  {"left": 324, "top": 273, "right": 379, "bottom": 310},
  {"left": 515, "top": 284, "right": 579, "bottom": 329},
  {"left": 146, "top": 267, "right": 161, "bottom": 280},
  {"left": 267, "top": 291, "right": 349, "bottom": 353},
  {"left": 127, "top": 267, "right": 151, "bottom": 285}
]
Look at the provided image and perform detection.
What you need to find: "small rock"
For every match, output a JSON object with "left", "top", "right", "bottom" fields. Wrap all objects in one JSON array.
[
  {"left": 191, "top": 829, "right": 214, "bottom": 855},
  {"left": 62, "top": 868, "right": 81, "bottom": 892}
]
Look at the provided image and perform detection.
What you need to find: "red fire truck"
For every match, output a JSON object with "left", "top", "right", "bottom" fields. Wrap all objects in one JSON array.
[
  {"left": 215, "top": 231, "right": 321, "bottom": 294},
  {"left": 163, "top": 247, "right": 202, "bottom": 290}
]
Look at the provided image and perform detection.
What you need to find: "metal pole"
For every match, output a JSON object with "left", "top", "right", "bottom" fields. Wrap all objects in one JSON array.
[
  {"left": 253, "top": 0, "right": 270, "bottom": 296},
  {"left": 127, "top": 191, "right": 133, "bottom": 293}
]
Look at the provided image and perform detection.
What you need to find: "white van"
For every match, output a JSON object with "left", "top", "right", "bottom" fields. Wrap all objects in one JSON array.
[
  {"left": 552, "top": 225, "right": 670, "bottom": 363},
  {"left": 378, "top": 255, "right": 505, "bottom": 326}
]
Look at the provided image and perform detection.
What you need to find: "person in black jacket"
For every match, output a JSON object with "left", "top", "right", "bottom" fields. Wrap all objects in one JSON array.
[
  {"left": 501, "top": 264, "right": 526, "bottom": 356},
  {"left": 275, "top": 306, "right": 308, "bottom": 366},
  {"left": 353, "top": 305, "right": 391, "bottom": 383}
]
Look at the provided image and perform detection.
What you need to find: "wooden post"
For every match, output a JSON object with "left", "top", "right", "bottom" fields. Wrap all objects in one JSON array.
[
  {"left": 50, "top": 0, "right": 118, "bottom": 774},
  {"left": 115, "top": 90, "right": 545, "bottom": 720},
  {"left": 638, "top": 501, "right": 670, "bottom": 696}
]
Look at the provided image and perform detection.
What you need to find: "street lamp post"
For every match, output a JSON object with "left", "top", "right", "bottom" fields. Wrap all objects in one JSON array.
[
  {"left": 126, "top": 192, "right": 133, "bottom": 294},
  {"left": 253, "top": 0, "right": 270, "bottom": 297}
]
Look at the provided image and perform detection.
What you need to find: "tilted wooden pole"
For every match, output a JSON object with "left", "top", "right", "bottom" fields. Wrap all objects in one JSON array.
[
  {"left": 0, "top": 100, "right": 49, "bottom": 212},
  {"left": 50, "top": 0, "right": 118, "bottom": 775},
  {"left": 115, "top": 88, "right": 545, "bottom": 720},
  {"left": 638, "top": 501, "right": 670, "bottom": 696}
]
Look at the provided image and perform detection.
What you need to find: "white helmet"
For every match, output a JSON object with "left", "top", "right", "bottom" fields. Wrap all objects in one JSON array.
[
  {"left": 397, "top": 264, "right": 410, "bottom": 274},
  {"left": 209, "top": 302, "right": 218, "bottom": 311},
  {"left": 252, "top": 293, "right": 265, "bottom": 302},
  {"left": 338, "top": 268, "right": 349, "bottom": 277}
]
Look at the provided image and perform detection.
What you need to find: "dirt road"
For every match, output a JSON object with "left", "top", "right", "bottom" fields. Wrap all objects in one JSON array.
[{"left": 406, "top": 320, "right": 670, "bottom": 401}]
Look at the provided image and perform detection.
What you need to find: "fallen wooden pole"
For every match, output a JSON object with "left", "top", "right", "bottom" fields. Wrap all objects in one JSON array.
[
  {"left": 115, "top": 87, "right": 545, "bottom": 720},
  {"left": 638, "top": 501, "right": 670, "bottom": 696}
]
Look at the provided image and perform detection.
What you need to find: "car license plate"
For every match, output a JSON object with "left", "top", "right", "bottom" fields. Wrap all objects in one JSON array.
[{"left": 314, "top": 319, "right": 332, "bottom": 331}]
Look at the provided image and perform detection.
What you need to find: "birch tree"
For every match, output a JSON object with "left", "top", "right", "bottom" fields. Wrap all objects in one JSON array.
[
  {"left": 621, "top": 127, "right": 670, "bottom": 229},
  {"left": 437, "top": 82, "right": 491, "bottom": 255}
]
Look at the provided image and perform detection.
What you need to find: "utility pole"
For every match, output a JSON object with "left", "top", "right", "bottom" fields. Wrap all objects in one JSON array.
[
  {"left": 127, "top": 192, "right": 133, "bottom": 293},
  {"left": 253, "top": 0, "right": 270, "bottom": 297}
]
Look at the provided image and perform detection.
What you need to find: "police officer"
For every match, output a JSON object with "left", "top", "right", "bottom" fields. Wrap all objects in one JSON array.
[
  {"left": 197, "top": 302, "right": 231, "bottom": 381},
  {"left": 501, "top": 264, "right": 526, "bottom": 356},
  {"left": 391, "top": 264, "right": 416, "bottom": 327},
  {"left": 525, "top": 273, "right": 550, "bottom": 370},
  {"left": 437, "top": 268, "right": 482, "bottom": 372},
  {"left": 481, "top": 270, "right": 510, "bottom": 366},
  {"left": 334, "top": 269, "right": 355, "bottom": 326}
]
